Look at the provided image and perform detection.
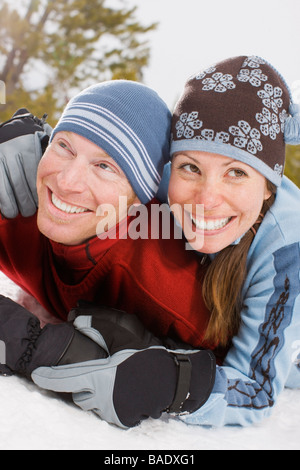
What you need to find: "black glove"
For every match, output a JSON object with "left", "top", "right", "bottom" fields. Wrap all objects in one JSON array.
[
  {"left": 32, "top": 303, "right": 216, "bottom": 428},
  {"left": 0, "top": 295, "right": 103, "bottom": 379},
  {"left": 0, "top": 109, "right": 52, "bottom": 218}
]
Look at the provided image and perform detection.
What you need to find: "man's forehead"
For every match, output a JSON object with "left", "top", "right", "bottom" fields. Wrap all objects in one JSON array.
[{"left": 53, "top": 130, "right": 113, "bottom": 159}]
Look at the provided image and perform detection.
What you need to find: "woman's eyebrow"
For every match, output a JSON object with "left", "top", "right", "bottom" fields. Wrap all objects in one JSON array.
[{"left": 173, "top": 153, "right": 200, "bottom": 164}]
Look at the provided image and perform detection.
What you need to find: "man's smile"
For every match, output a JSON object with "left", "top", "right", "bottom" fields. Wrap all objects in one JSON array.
[{"left": 51, "top": 192, "right": 90, "bottom": 214}]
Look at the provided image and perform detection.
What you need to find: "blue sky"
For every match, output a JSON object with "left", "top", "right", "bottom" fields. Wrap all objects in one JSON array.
[{"left": 129, "top": 0, "right": 300, "bottom": 109}]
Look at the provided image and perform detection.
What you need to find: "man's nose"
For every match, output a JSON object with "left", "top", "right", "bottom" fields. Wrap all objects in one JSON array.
[{"left": 56, "top": 159, "right": 88, "bottom": 193}]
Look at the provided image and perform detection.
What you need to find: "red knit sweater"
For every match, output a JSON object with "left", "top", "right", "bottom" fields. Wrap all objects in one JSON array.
[{"left": 0, "top": 202, "right": 213, "bottom": 349}]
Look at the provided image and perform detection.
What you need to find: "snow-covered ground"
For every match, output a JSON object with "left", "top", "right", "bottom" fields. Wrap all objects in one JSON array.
[{"left": 0, "top": 272, "right": 299, "bottom": 451}]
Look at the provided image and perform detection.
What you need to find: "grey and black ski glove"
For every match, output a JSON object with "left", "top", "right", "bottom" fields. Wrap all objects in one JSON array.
[
  {"left": 0, "top": 295, "right": 102, "bottom": 379},
  {"left": 0, "top": 109, "right": 52, "bottom": 218},
  {"left": 32, "top": 303, "right": 216, "bottom": 429}
]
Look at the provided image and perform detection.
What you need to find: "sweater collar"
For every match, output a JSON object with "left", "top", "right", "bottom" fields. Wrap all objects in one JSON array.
[{"left": 49, "top": 216, "right": 130, "bottom": 277}]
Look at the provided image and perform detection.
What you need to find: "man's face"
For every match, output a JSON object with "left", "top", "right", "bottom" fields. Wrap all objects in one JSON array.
[{"left": 36, "top": 131, "right": 139, "bottom": 245}]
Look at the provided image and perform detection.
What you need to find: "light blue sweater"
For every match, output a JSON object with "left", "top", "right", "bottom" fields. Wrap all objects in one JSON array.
[{"left": 158, "top": 167, "right": 300, "bottom": 426}]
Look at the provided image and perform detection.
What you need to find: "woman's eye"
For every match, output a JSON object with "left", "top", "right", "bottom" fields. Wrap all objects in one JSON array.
[
  {"left": 227, "top": 168, "right": 247, "bottom": 178},
  {"left": 180, "top": 163, "right": 200, "bottom": 174}
]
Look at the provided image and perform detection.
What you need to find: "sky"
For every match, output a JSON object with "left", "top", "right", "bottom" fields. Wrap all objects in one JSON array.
[{"left": 127, "top": 0, "right": 300, "bottom": 110}]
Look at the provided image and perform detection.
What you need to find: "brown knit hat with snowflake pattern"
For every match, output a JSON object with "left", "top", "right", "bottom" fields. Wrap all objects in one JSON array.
[{"left": 171, "top": 55, "right": 300, "bottom": 186}]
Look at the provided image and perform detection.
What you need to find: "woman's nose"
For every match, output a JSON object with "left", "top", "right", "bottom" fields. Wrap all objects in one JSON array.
[{"left": 193, "top": 179, "right": 223, "bottom": 211}]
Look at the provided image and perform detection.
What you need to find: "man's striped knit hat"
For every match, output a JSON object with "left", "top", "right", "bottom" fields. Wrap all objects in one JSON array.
[{"left": 50, "top": 80, "right": 171, "bottom": 203}]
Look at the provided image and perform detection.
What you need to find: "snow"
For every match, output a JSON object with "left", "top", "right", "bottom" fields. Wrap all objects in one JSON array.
[{"left": 0, "top": 271, "right": 299, "bottom": 451}]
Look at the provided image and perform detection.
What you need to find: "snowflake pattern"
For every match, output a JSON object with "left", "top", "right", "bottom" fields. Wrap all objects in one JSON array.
[
  {"left": 194, "top": 129, "right": 230, "bottom": 143},
  {"left": 274, "top": 163, "right": 283, "bottom": 176},
  {"left": 175, "top": 112, "right": 202, "bottom": 139},
  {"left": 174, "top": 56, "right": 287, "bottom": 169},
  {"left": 241, "top": 56, "right": 266, "bottom": 68},
  {"left": 194, "top": 66, "right": 216, "bottom": 80},
  {"left": 214, "top": 131, "right": 230, "bottom": 143},
  {"left": 237, "top": 68, "right": 268, "bottom": 87},
  {"left": 256, "top": 108, "right": 280, "bottom": 140},
  {"left": 257, "top": 84, "right": 283, "bottom": 114},
  {"left": 202, "top": 72, "right": 236, "bottom": 93},
  {"left": 229, "top": 120, "right": 263, "bottom": 154},
  {"left": 196, "top": 129, "right": 214, "bottom": 141},
  {"left": 279, "top": 109, "right": 288, "bottom": 133}
]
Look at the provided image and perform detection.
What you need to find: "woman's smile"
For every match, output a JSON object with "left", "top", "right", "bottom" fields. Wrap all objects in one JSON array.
[
  {"left": 168, "top": 151, "right": 272, "bottom": 253},
  {"left": 189, "top": 214, "right": 234, "bottom": 233}
]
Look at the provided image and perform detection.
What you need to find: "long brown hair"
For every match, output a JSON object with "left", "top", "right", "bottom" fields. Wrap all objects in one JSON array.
[{"left": 202, "top": 181, "right": 276, "bottom": 347}]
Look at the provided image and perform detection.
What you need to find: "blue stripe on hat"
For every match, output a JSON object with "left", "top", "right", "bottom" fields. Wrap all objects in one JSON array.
[
  {"left": 171, "top": 139, "right": 282, "bottom": 186},
  {"left": 59, "top": 115, "right": 156, "bottom": 201},
  {"left": 56, "top": 103, "right": 160, "bottom": 202},
  {"left": 71, "top": 103, "right": 160, "bottom": 190},
  {"left": 50, "top": 80, "right": 171, "bottom": 204},
  {"left": 78, "top": 103, "right": 161, "bottom": 183}
]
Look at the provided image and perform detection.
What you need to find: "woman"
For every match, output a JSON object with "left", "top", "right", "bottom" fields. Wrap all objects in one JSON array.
[
  {"left": 3, "top": 57, "right": 300, "bottom": 429},
  {"left": 31, "top": 55, "right": 300, "bottom": 429},
  {"left": 162, "top": 55, "right": 300, "bottom": 426}
]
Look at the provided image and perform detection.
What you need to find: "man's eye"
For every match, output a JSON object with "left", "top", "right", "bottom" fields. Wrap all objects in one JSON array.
[
  {"left": 98, "top": 163, "right": 114, "bottom": 172},
  {"left": 58, "top": 141, "right": 70, "bottom": 151}
]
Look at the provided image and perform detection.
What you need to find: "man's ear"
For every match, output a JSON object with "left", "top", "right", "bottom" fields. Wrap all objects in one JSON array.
[{"left": 132, "top": 196, "right": 141, "bottom": 206}]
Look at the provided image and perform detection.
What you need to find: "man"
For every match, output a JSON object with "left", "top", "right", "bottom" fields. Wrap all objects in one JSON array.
[
  {"left": 0, "top": 80, "right": 212, "bottom": 344},
  {"left": 0, "top": 80, "right": 215, "bottom": 428}
]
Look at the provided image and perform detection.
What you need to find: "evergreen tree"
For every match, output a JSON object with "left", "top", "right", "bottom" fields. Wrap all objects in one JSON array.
[
  {"left": 0, "top": 0, "right": 156, "bottom": 124},
  {"left": 285, "top": 145, "right": 300, "bottom": 188}
]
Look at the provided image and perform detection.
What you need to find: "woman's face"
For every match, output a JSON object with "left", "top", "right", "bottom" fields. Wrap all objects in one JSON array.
[
  {"left": 168, "top": 151, "right": 272, "bottom": 253},
  {"left": 36, "top": 131, "right": 139, "bottom": 245}
]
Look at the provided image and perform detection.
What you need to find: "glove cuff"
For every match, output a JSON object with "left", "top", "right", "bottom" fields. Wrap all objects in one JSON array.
[
  {"left": 167, "top": 349, "right": 216, "bottom": 416},
  {"left": 167, "top": 353, "right": 192, "bottom": 414},
  {"left": 27, "top": 323, "right": 75, "bottom": 377}
]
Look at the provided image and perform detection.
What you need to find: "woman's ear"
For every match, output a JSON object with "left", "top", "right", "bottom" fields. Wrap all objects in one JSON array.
[
  {"left": 264, "top": 180, "right": 276, "bottom": 201},
  {"left": 264, "top": 188, "right": 272, "bottom": 201}
]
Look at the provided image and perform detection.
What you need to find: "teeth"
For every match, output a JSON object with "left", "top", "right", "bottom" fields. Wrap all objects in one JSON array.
[
  {"left": 190, "top": 214, "right": 231, "bottom": 231},
  {"left": 51, "top": 193, "right": 89, "bottom": 214}
]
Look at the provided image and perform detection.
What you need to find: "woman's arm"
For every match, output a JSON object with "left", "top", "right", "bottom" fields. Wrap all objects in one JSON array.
[{"left": 180, "top": 236, "right": 300, "bottom": 427}]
